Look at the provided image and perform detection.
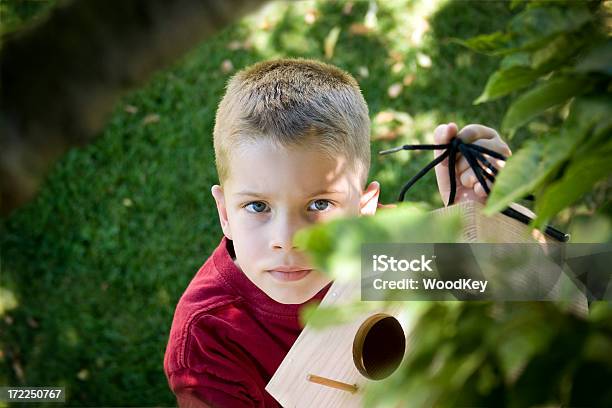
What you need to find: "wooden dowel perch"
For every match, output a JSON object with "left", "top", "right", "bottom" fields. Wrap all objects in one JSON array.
[{"left": 306, "top": 374, "right": 359, "bottom": 394}]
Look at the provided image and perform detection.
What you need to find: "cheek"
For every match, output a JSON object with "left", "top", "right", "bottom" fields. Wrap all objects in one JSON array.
[
  {"left": 229, "top": 213, "right": 268, "bottom": 263},
  {"left": 233, "top": 237, "right": 267, "bottom": 275},
  {"left": 233, "top": 211, "right": 268, "bottom": 230}
]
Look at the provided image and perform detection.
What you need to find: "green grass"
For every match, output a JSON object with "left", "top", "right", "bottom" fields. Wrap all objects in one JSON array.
[{"left": 0, "top": 0, "right": 514, "bottom": 405}]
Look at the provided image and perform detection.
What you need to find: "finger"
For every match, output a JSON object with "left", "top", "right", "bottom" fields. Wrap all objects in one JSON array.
[
  {"left": 471, "top": 138, "right": 512, "bottom": 159},
  {"left": 433, "top": 122, "right": 458, "bottom": 144},
  {"left": 473, "top": 152, "right": 499, "bottom": 176},
  {"left": 433, "top": 123, "right": 458, "bottom": 170},
  {"left": 482, "top": 157, "right": 507, "bottom": 174},
  {"left": 457, "top": 156, "right": 470, "bottom": 173},
  {"left": 482, "top": 163, "right": 495, "bottom": 177},
  {"left": 433, "top": 124, "right": 449, "bottom": 168},
  {"left": 457, "top": 124, "right": 499, "bottom": 144},
  {"left": 460, "top": 168, "right": 478, "bottom": 188},
  {"left": 474, "top": 179, "right": 492, "bottom": 198},
  {"left": 433, "top": 124, "right": 448, "bottom": 145}
]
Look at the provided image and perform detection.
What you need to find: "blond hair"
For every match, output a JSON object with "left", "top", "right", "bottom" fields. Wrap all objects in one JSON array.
[{"left": 213, "top": 58, "right": 370, "bottom": 187}]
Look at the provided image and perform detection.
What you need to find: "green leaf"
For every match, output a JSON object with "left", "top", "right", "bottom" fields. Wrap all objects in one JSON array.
[
  {"left": 502, "top": 75, "right": 592, "bottom": 131},
  {"left": 500, "top": 52, "right": 532, "bottom": 70},
  {"left": 461, "top": 6, "right": 592, "bottom": 57},
  {"left": 530, "top": 33, "right": 583, "bottom": 70},
  {"left": 484, "top": 140, "right": 544, "bottom": 214},
  {"left": 535, "top": 151, "right": 612, "bottom": 227},
  {"left": 508, "top": 5, "right": 593, "bottom": 51},
  {"left": 562, "top": 95, "right": 612, "bottom": 154},
  {"left": 480, "top": 33, "right": 589, "bottom": 106},
  {"left": 299, "top": 301, "right": 386, "bottom": 329},
  {"left": 495, "top": 306, "right": 557, "bottom": 384},
  {"left": 575, "top": 39, "right": 612, "bottom": 76},
  {"left": 454, "top": 31, "right": 515, "bottom": 56},
  {"left": 474, "top": 66, "right": 544, "bottom": 104},
  {"left": 566, "top": 96, "right": 612, "bottom": 128}
]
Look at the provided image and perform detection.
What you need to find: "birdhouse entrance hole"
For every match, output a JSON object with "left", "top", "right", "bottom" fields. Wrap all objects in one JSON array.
[{"left": 352, "top": 313, "right": 405, "bottom": 380}]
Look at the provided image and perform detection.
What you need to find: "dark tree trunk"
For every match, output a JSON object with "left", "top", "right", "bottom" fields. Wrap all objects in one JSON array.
[{"left": 0, "top": 0, "right": 267, "bottom": 216}]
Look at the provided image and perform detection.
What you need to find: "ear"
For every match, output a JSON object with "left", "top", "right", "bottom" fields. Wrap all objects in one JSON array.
[
  {"left": 211, "top": 185, "right": 232, "bottom": 240},
  {"left": 360, "top": 181, "right": 380, "bottom": 216}
]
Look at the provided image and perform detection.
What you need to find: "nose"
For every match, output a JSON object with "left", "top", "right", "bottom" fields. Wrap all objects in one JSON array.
[{"left": 269, "top": 211, "right": 304, "bottom": 251}]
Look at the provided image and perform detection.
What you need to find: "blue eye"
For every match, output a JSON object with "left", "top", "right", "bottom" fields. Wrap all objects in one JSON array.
[
  {"left": 308, "top": 199, "right": 332, "bottom": 212},
  {"left": 245, "top": 201, "right": 269, "bottom": 213}
]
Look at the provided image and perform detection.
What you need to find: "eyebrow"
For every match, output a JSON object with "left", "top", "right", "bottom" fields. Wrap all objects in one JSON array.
[
  {"left": 234, "top": 189, "right": 346, "bottom": 198},
  {"left": 234, "top": 191, "right": 267, "bottom": 198},
  {"left": 310, "top": 189, "right": 346, "bottom": 197}
]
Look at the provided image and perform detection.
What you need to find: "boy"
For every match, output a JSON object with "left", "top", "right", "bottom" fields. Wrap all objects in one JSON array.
[{"left": 163, "top": 58, "right": 510, "bottom": 407}]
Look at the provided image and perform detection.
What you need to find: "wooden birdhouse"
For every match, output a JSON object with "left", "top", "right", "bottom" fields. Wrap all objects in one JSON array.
[
  {"left": 266, "top": 278, "right": 407, "bottom": 407},
  {"left": 432, "top": 200, "right": 557, "bottom": 244}
]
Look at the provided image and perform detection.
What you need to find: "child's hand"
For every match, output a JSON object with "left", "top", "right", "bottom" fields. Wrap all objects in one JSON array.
[{"left": 433, "top": 123, "right": 511, "bottom": 205}]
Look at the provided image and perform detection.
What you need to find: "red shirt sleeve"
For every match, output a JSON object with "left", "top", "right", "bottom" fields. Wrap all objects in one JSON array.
[
  {"left": 175, "top": 389, "right": 212, "bottom": 408},
  {"left": 169, "top": 367, "right": 260, "bottom": 408},
  {"left": 167, "top": 314, "right": 270, "bottom": 408}
]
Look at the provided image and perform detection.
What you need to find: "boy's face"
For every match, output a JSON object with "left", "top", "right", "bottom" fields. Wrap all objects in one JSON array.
[{"left": 211, "top": 139, "right": 380, "bottom": 304}]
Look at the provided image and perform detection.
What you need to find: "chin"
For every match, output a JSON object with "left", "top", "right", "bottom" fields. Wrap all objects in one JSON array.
[
  {"left": 271, "top": 292, "right": 310, "bottom": 304},
  {"left": 270, "top": 289, "right": 319, "bottom": 304},
  {"left": 265, "top": 273, "right": 331, "bottom": 304}
]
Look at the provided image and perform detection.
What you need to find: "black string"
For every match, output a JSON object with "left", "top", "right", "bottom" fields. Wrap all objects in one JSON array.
[
  {"left": 379, "top": 138, "right": 569, "bottom": 242},
  {"left": 398, "top": 149, "right": 449, "bottom": 201},
  {"left": 448, "top": 142, "right": 458, "bottom": 206},
  {"left": 472, "top": 150, "right": 498, "bottom": 176}
]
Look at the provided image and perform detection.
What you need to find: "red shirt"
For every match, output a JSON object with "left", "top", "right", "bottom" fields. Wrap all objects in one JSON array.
[{"left": 164, "top": 236, "right": 332, "bottom": 407}]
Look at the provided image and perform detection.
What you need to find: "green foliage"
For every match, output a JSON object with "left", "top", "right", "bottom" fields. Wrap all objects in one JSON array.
[
  {"left": 486, "top": 93, "right": 612, "bottom": 219},
  {"left": 460, "top": 4, "right": 593, "bottom": 56},
  {"left": 473, "top": 66, "right": 545, "bottom": 104},
  {"left": 460, "top": 0, "right": 611, "bottom": 227},
  {"left": 483, "top": 139, "right": 544, "bottom": 213},
  {"left": 295, "top": 203, "right": 462, "bottom": 281},
  {"left": 537, "top": 147, "right": 612, "bottom": 225},
  {"left": 501, "top": 75, "right": 592, "bottom": 131},
  {"left": 359, "top": 302, "right": 612, "bottom": 408},
  {"left": 575, "top": 39, "right": 612, "bottom": 75}
]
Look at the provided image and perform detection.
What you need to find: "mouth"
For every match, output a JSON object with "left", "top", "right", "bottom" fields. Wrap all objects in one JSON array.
[{"left": 266, "top": 268, "right": 312, "bottom": 282}]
